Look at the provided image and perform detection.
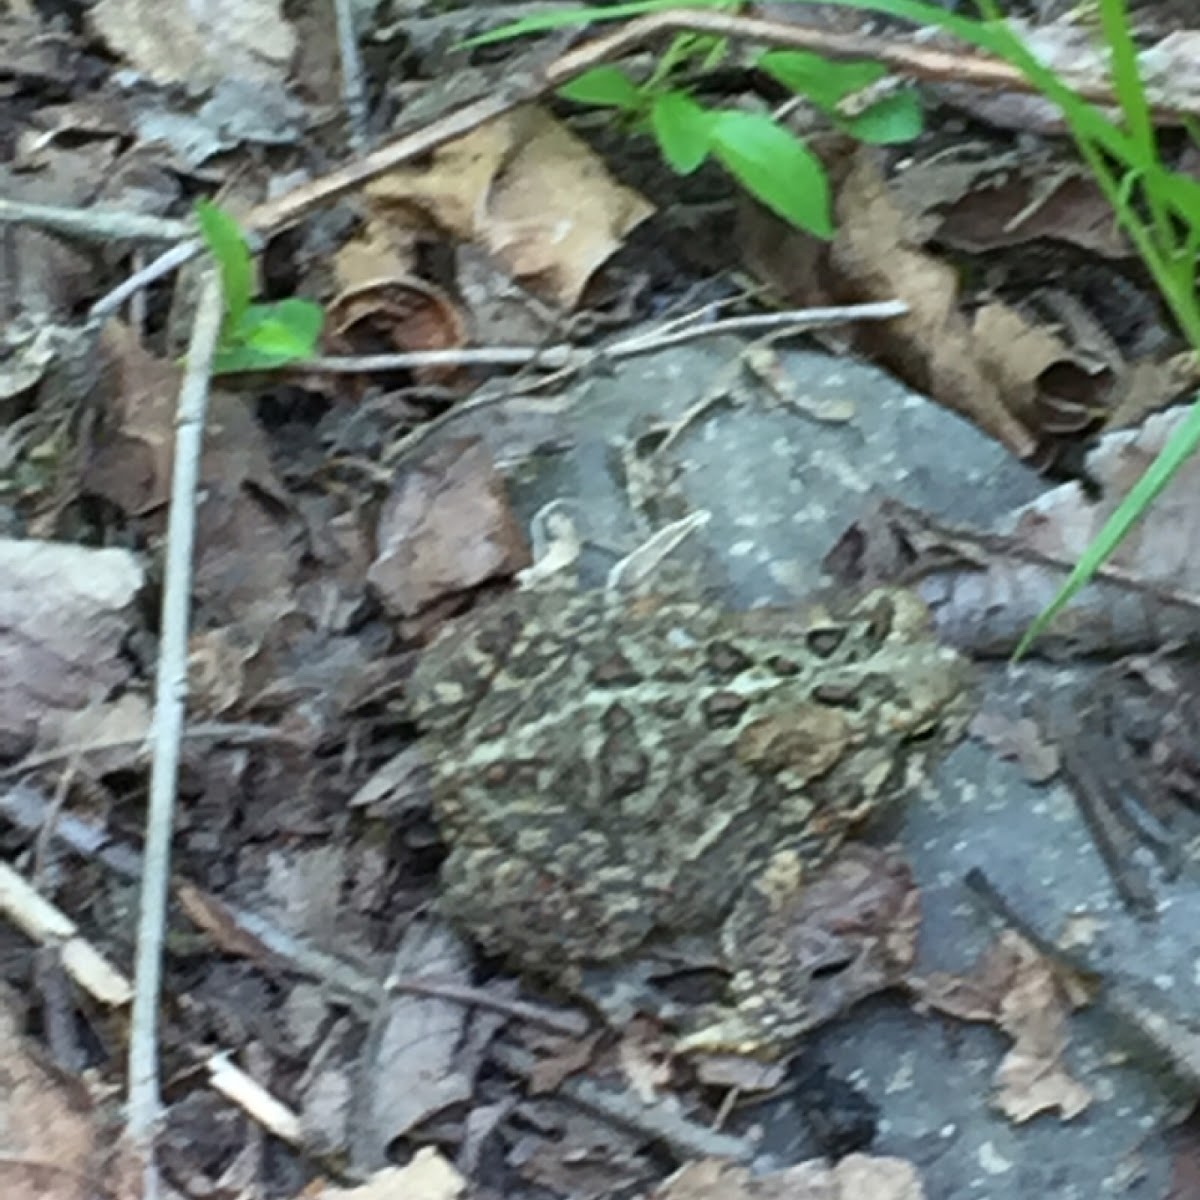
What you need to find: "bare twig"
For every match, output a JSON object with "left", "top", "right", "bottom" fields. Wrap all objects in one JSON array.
[
  {"left": 0, "top": 862, "right": 132, "bottom": 1005},
  {"left": 386, "top": 974, "right": 591, "bottom": 1037},
  {"left": 491, "top": 1042, "right": 762, "bottom": 1164},
  {"left": 126, "top": 271, "right": 224, "bottom": 1192},
  {"left": 90, "top": 239, "right": 203, "bottom": 324},
  {"left": 293, "top": 301, "right": 908, "bottom": 376},
  {"left": 0, "top": 721, "right": 304, "bottom": 781},
  {"left": 333, "top": 0, "right": 371, "bottom": 151},
  {"left": 206, "top": 1054, "right": 305, "bottom": 1146},
  {"left": 0, "top": 850, "right": 314, "bottom": 1151},
  {"left": 0, "top": 198, "right": 192, "bottom": 243}
]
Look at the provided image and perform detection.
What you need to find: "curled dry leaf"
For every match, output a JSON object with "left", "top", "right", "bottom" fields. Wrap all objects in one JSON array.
[
  {"left": 325, "top": 276, "right": 468, "bottom": 387},
  {"left": 830, "top": 150, "right": 1069, "bottom": 461},
  {"left": 368, "top": 437, "right": 531, "bottom": 620},
  {"left": 365, "top": 106, "right": 654, "bottom": 309},
  {"left": 745, "top": 140, "right": 1191, "bottom": 474}
]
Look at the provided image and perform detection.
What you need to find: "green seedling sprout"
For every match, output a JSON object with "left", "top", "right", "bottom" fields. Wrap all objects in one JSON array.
[{"left": 194, "top": 200, "right": 324, "bottom": 375}]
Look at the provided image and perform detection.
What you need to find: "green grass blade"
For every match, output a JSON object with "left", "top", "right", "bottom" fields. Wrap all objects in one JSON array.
[
  {"left": 1099, "top": 0, "right": 1152, "bottom": 153},
  {"left": 1014, "top": 395, "right": 1200, "bottom": 658}
]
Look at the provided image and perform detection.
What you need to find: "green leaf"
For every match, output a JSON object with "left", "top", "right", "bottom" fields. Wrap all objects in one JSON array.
[
  {"left": 194, "top": 200, "right": 253, "bottom": 330},
  {"left": 708, "top": 110, "right": 832, "bottom": 237},
  {"left": 841, "top": 89, "right": 924, "bottom": 144},
  {"left": 214, "top": 299, "right": 323, "bottom": 374},
  {"left": 558, "top": 66, "right": 645, "bottom": 111},
  {"left": 757, "top": 49, "right": 885, "bottom": 111},
  {"left": 650, "top": 92, "right": 714, "bottom": 174},
  {"left": 242, "top": 299, "right": 324, "bottom": 355},
  {"left": 1014, "top": 394, "right": 1200, "bottom": 658}
]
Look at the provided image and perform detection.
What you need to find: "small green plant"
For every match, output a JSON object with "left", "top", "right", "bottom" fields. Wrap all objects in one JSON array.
[
  {"left": 194, "top": 200, "right": 324, "bottom": 374},
  {"left": 480, "top": 0, "right": 1200, "bottom": 655},
  {"left": 487, "top": 17, "right": 922, "bottom": 236}
]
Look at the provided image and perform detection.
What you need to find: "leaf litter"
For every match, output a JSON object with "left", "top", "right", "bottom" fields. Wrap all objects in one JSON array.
[{"left": 7, "top": 0, "right": 1200, "bottom": 1196}]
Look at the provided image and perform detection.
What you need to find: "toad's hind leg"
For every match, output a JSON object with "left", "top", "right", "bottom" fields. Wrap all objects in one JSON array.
[
  {"left": 438, "top": 841, "right": 657, "bottom": 969},
  {"left": 678, "top": 848, "right": 835, "bottom": 1056}
]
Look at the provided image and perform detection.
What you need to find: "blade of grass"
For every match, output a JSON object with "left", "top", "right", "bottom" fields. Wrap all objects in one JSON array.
[{"left": 1014, "top": 396, "right": 1200, "bottom": 657}]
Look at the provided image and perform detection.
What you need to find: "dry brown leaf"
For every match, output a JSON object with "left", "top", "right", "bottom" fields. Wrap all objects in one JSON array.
[
  {"left": 325, "top": 277, "right": 468, "bottom": 387},
  {"left": 350, "top": 923, "right": 480, "bottom": 1168},
  {"left": 0, "top": 538, "right": 142, "bottom": 756},
  {"left": 915, "top": 931, "right": 1091, "bottom": 1123},
  {"left": 368, "top": 438, "right": 531, "bottom": 618},
  {"left": 85, "top": 323, "right": 288, "bottom": 518},
  {"left": 526, "top": 1030, "right": 604, "bottom": 1094},
  {"left": 969, "top": 711, "right": 1060, "bottom": 784},
  {"left": 89, "top": 0, "right": 294, "bottom": 87},
  {"left": 318, "top": 1153, "right": 465, "bottom": 1200},
  {"left": 657, "top": 1153, "right": 925, "bottom": 1200},
  {"left": 0, "top": 985, "right": 98, "bottom": 1200},
  {"left": 333, "top": 223, "right": 421, "bottom": 299},
  {"left": 365, "top": 106, "right": 653, "bottom": 308},
  {"left": 830, "top": 150, "right": 1049, "bottom": 460},
  {"left": 933, "top": 171, "right": 1128, "bottom": 259}
]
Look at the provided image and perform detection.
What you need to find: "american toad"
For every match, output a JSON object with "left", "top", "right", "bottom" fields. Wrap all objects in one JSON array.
[{"left": 409, "top": 585, "right": 971, "bottom": 1054}]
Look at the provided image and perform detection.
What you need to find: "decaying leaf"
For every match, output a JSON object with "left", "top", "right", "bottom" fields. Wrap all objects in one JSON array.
[
  {"left": 89, "top": 0, "right": 295, "bottom": 88},
  {"left": 365, "top": 106, "right": 654, "bottom": 308},
  {"left": 969, "top": 711, "right": 1061, "bottom": 784},
  {"left": 657, "top": 1153, "right": 925, "bottom": 1200},
  {"left": 325, "top": 277, "right": 468, "bottom": 387},
  {"left": 0, "top": 537, "right": 143, "bottom": 757},
  {"left": 350, "top": 923, "right": 481, "bottom": 1170},
  {"left": 830, "top": 151, "right": 1062, "bottom": 460},
  {"left": 317, "top": 1152, "right": 465, "bottom": 1200},
  {"left": 915, "top": 931, "right": 1092, "bottom": 1123},
  {"left": 368, "top": 438, "right": 531, "bottom": 619},
  {"left": 0, "top": 985, "right": 98, "bottom": 1200}
]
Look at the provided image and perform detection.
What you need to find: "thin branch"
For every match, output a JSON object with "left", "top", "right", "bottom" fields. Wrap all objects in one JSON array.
[
  {"left": 333, "top": 0, "right": 371, "bottom": 151},
  {"left": 0, "top": 862, "right": 132, "bottom": 1006},
  {"left": 0, "top": 199, "right": 192, "bottom": 243},
  {"left": 491, "top": 1042, "right": 761, "bottom": 1164},
  {"left": 90, "top": 239, "right": 203, "bottom": 324},
  {"left": 126, "top": 271, "right": 224, "bottom": 1191},
  {"left": 291, "top": 301, "right": 908, "bottom": 375}
]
